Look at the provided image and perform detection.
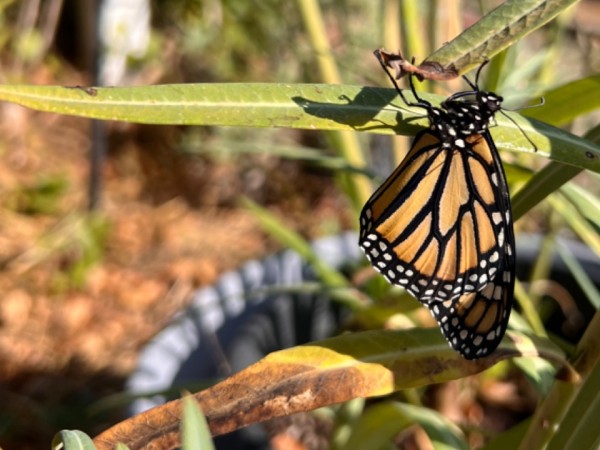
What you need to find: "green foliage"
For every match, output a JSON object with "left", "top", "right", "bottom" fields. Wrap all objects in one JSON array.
[
  {"left": 13, "top": 174, "right": 69, "bottom": 215},
  {"left": 52, "top": 397, "right": 213, "bottom": 450},
  {"left": 345, "top": 402, "right": 468, "bottom": 450},
  {"left": 51, "top": 430, "right": 97, "bottom": 450},
  {"left": 182, "top": 396, "right": 215, "bottom": 450}
]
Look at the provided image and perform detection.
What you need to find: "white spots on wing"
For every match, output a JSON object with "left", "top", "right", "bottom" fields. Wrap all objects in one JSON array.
[{"left": 491, "top": 172, "right": 499, "bottom": 187}]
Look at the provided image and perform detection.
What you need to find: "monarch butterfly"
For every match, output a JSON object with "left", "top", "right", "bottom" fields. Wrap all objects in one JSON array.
[{"left": 360, "top": 49, "right": 515, "bottom": 359}]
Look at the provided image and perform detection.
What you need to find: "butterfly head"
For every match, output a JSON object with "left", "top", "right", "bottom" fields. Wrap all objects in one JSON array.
[{"left": 478, "top": 91, "right": 503, "bottom": 114}]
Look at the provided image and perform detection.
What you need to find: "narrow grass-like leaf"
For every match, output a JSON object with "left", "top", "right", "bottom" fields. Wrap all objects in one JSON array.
[
  {"left": 1, "top": 84, "right": 599, "bottom": 171},
  {"left": 182, "top": 395, "right": 214, "bottom": 450},
  {"left": 514, "top": 279, "right": 547, "bottom": 337},
  {"left": 523, "top": 75, "right": 600, "bottom": 126},
  {"left": 400, "top": 0, "right": 428, "bottom": 82},
  {"left": 241, "top": 197, "right": 349, "bottom": 288},
  {"left": 545, "top": 358, "right": 600, "bottom": 450},
  {"left": 520, "top": 310, "right": 600, "bottom": 450},
  {"left": 196, "top": 140, "right": 372, "bottom": 176},
  {"left": 330, "top": 398, "right": 366, "bottom": 450},
  {"left": 561, "top": 182, "right": 600, "bottom": 229},
  {"left": 296, "top": 0, "right": 371, "bottom": 211},
  {"left": 511, "top": 161, "right": 582, "bottom": 221},
  {"left": 556, "top": 243, "right": 600, "bottom": 309},
  {"left": 345, "top": 402, "right": 468, "bottom": 450},
  {"left": 52, "top": 430, "right": 98, "bottom": 450},
  {"left": 549, "top": 194, "right": 600, "bottom": 256},
  {"left": 424, "top": 0, "right": 580, "bottom": 75}
]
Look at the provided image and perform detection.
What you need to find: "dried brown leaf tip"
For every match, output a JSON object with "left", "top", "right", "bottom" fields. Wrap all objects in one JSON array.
[{"left": 375, "top": 48, "right": 458, "bottom": 82}]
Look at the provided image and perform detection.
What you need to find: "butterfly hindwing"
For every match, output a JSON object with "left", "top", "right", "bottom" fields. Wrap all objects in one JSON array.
[{"left": 426, "top": 245, "right": 514, "bottom": 359}]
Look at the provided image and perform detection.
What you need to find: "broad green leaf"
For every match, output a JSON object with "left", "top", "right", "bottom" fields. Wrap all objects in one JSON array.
[
  {"left": 523, "top": 75, "right": 600, "bottom": 126},
  {"left": 182, "top": 395, "right": 215, "bottom": 450},
  {"left": 345, "top": 402, "right": 467, "bottom": 450},
  {"left": 92, "top": 328, "right": 570, "bottom": 449},
  {"left": 1, "top": 83, "right": 599, "bottom": 172},
  {"left": 424, "top": 0, "right": 580, "bottom": 75},
  {"left": 52, "top": 430, "right": 97, "bottom": 450}
]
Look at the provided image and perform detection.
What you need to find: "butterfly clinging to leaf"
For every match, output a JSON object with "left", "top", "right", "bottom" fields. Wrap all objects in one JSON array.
[{"left": 359, "top": 49, "right": 515, "bottom": 359}]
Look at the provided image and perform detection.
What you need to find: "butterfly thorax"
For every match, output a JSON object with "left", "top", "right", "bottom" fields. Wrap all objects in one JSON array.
[{"left": 442, "top": 91, "right": 503, "bottom": 134}]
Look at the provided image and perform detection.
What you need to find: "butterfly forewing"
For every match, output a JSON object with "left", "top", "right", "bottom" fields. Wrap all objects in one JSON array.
[{"left": 359, "top": 131, "right": 511, "bottom": 303}]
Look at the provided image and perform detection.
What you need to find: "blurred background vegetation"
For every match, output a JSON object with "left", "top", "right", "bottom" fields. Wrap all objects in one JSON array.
[{"left": 0, "top": 0, "right": 598, "bottom": 449}]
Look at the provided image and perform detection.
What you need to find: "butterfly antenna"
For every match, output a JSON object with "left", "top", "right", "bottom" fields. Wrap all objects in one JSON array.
[
  {"left": 462, "top": 58, "right": 490, "bottom": 91},
  {"left": 500, "top": 97, "right": 545, "bottom": 152},
  {"left": 503, "top": 97, "right": 545, "bottom": 111},
  {"left": 499, "top": 110, "right": 538, "bottom": 152},
  {"left": 475, "top": 59, "right": 489, "bottom": 86}
]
